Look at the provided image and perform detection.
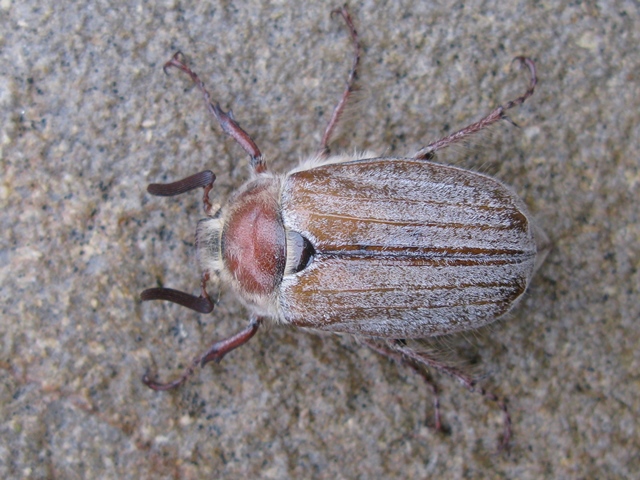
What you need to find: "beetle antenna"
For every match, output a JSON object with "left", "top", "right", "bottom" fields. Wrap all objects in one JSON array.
[
  {"left": 141, "top": 287, "right": 214, "bottom": 313},
  {"left": 414, "top": 56, "right": 537, "bottom": 160},
  {"left": 141, "top": 272, "right": 214, "bottom": 313},
  {"left": 147, "top": 170, "right": 217, "bottom": 215}
]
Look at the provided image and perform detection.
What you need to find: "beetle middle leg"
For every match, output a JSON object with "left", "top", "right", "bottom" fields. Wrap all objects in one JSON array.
[
  {"left": 414, "top": 57, "right": 537, "bottom": 160},
  {"left": 360, "top": 338, "right": 511, "bottom": 452},
  {"left": 317, "top": 5, "right": 361, "bottom": 158}
]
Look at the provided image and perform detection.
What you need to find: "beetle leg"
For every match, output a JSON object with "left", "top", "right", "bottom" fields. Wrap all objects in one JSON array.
[
  {"left": 404, "top": 359, "right": 443, "bottom": 432},
  {"left": 198, "top": 316, "right": 262, "bottom": 365},
  {"left": 317, "top": 5, "right": 361, "bottom": 158},
  {"left": 361, "top": 339, "right": 443, "bottom": 431},
  {"left": 361, "top": 337, "right": 511, "bottom": 452},
  {"left": 164, "top": 52, "right": 267, "bottom": 174},
  {"left": 413, "top": 57, "right": 537, "bottom": 160},
  {"left": 143, "top": 317, "right": 263, "bottom": 391}
]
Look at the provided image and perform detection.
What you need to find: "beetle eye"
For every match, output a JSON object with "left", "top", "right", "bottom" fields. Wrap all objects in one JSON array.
[{"left": 287, "top": 230, "right": 316, "bottom": 274}]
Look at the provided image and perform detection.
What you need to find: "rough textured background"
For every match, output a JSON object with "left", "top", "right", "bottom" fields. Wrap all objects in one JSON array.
[{"left": 1, "top": 0, "right": 638, "bottom": 478}]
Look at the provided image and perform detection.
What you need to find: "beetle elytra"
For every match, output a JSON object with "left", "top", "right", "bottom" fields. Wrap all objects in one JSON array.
[{"left": 141, "top": 7, "right": 547, "bottom": 450}]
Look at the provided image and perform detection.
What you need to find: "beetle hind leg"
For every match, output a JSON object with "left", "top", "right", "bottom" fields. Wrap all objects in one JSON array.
[
  {"left": 360, "top": 338, "right": 511, "bottom": 452},
  {"left": 362, "top": 338, "right": 444, "bottom": 432}
]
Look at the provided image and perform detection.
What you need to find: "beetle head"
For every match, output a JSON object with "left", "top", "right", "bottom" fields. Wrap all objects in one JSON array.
[{"left": 197, "top": 176, "right": 287, "bottom": 314}]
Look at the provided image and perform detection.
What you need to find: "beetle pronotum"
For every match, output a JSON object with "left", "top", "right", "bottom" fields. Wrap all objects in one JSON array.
[{"left": 141, "top": 7, "right": 547, "bottom": 449}]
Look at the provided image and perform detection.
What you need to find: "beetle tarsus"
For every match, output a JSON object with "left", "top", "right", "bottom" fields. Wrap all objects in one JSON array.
[
  {"left": 163, "top": 51, "right": 184, "bottom": 75},
  {"left": 413, "top": 56, "right": 538, "bottom": 160},
  {"left": 143, "top": 365, "right": 196, "bottom": 391},
  {"left": 405, "top": 357, "right": 443, "bottom": 432}
]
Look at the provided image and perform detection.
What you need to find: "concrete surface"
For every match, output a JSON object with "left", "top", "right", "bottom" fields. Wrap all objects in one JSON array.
[{"left": 1, "top": 0, "right": 639, "bottom": 478}]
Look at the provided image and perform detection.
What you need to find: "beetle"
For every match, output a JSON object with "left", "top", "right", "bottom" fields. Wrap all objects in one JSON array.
[{"left": 141, "top": 7, "right": 547, "bottom": 449}]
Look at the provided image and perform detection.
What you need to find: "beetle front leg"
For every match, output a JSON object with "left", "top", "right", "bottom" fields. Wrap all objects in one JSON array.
[
  {"left": 143, "top": 316, "right": 263, "bottom": 391},
  {"left": 414, "top": 57, "right": 537, "bottom": 160},
  {"left": 164, "top": 52, "right": 267, "bottom": 174}
]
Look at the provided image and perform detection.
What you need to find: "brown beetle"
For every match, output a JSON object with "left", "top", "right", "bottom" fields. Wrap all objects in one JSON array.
[{"left": 141, "top": 7, "right": 547, "bottom": 449}]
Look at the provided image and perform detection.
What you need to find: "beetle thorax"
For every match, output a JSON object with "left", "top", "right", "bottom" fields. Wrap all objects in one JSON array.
[{"left": 197, "top": 176, "right": 286, "bottom": 314}]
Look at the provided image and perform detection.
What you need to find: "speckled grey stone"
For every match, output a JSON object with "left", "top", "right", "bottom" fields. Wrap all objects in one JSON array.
[{"left": 1, "top": 1, "right": 639, "bottom": 479}]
